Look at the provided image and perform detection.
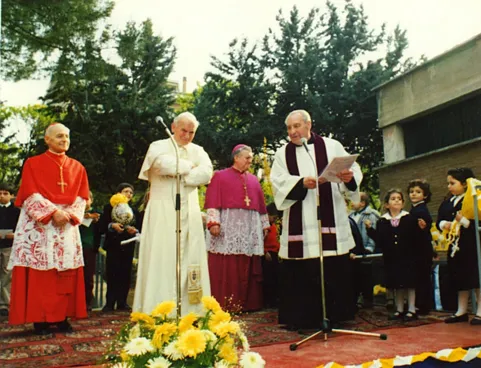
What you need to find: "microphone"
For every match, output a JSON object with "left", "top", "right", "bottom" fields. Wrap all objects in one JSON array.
[
  {"left": 300, "top": 137, "right": 309, "bottom": 153},
  {"left": 155, "top": 116, "right": 168, "bottom": 130}
]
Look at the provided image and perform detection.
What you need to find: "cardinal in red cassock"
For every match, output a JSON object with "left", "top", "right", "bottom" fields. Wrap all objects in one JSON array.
[{"left": 8, "top": 123, "right": 89, "bottom": 335}]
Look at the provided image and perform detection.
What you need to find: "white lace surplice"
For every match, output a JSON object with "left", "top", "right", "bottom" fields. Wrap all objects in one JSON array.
[
  {"left": 8, "top": 193, "right": 86, "bottom": 271},
  {"left": 206, "top": 208, "right": 269, "bottom": 256}
]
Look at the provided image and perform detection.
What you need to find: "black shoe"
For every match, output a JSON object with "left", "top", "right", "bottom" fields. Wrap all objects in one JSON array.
[
  {"left": 470, "top": 316, "right": 481, "bottom": 325},
  {"left": 404, "top": 312, "right": 418, "bottom": 322},
  {"left": 444, "top": 314, "right": 469, "bottom": 324},
  {"left": 116, "top": 303, "right": 132, "bottom": 311},
  {"left": 102, "top": 305, "right": 114, "bottom": 312},
  {"left": 33, "top": 322, "right": 51, "bottom": 336},
  {"left": 280, "top": 325, "right": 298, "bottom": 331},
  {"left": 57, "top": 319, "right": 73, "bottom": 333},
  {"left": 388, "top": 311, "right": 404, "bottom": 321}
]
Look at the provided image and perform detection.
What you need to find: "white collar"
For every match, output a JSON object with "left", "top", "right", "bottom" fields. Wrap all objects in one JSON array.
[
  {"left": 412, "top": 201, "right": 425, "bottom": 207},
  {"left": 450, "top": 193, "right": 465, "bottom": 206},
  {"left": 0, "top": 201, "right": 12, "bottom": 208},
  {"left": 381, "top": 210, "right": 409, "bottom": 220}
]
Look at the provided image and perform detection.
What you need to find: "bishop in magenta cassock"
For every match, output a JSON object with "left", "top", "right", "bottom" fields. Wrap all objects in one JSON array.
[
  {"left": 8, "top": 123, "right": 89, "bottom": 335},
  {"left": 204, "top": 144, "right": 269, "bottom": 312}
]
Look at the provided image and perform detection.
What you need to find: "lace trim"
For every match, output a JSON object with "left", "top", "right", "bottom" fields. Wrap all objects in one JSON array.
[
  {"left": 8, "top": 194, "right": 86, "bottom": 271},
  {"left": 206, "top": 208, "right": 265, "bottom": 256}
]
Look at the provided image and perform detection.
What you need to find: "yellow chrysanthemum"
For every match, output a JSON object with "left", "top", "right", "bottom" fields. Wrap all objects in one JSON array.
[
  {"left": 208, "top": 310, "right": 231, "bottom": 330},
  {"left": 110, "top": 193, "right": 128, "bottom": 207},
  {"left": 130, "top": 312, "right": 155, "bottom": 326},
  {"left": 212, "top": 321, "right": 240, "bottom": 338},
  {"left": 152, "top": 322, "right": 177, "bottom": 348},
  {"left": 176, "top": 330, "right": 207, "bottom": 358},
  {"left": 218, "top": 343, "right": 238, "bottom": 364},
  {"left": 201, "top": 296, "right": 222, "bottom": 313},
  {"left": 178, "top": 312, "right": 198, "bottom": 333},
  {"left": 151, "top": 301, "right": 176, "bottom": 318},
  {"left": 120, "top": 351, "right": 129, "bottom": 362}
]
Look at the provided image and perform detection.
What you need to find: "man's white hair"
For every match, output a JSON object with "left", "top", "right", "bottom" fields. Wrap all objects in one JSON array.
[
  {"left": 173, "top": 112, "right": 199, "bottom": 129},
  {"left": 284, "top": 109, "right": 311, "bottom": 125},
  {"left": 44, "top": 123, "right": 70, "bottom": 138}
]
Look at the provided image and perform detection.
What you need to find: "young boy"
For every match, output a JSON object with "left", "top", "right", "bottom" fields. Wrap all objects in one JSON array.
[
  {"left": 263, "top": 203, "right": 281, "bottom": 308},
  {"left": 0, "top": 183, "right": 20, "bottom": 316},
  {"left": 349, "top": 192, "right": 380, "bottom": 308}
]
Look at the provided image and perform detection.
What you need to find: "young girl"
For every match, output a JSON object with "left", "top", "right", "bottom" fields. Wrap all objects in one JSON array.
[
  {"left": 407, "top": 179, "right": 434, "bottom": 315},
  {"left": 437, "top": 168, "right": 481, "bottom": 325},
  {"left": 366, "top": 189, "right": 425, "bottom": 321}
]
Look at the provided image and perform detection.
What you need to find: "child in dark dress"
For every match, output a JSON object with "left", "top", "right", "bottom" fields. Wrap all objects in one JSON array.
[
  {"left": 366, "top": 189, "right": 426, "bottom": 321},
  {"left": 101, "top": 183, "right": 140, "bottom": 312},
  {"left": 437, "top": 168, "right": 481, "bottom": 326},
  {"left": 407, "top": 179, "right": 434, "bottom": 315}
]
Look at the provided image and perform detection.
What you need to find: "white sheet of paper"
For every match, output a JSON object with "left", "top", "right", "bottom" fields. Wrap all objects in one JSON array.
[
  {"left": 319, "top": 154, "right": 359, "bottom": 183},
  {"left": 81, "top": 218, "right": 93, "bottom": 227}
]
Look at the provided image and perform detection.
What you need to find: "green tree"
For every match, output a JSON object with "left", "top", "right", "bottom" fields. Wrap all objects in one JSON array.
[
  {"left": 262, "top": 1, "right": 419, "bottom": 191},
  {"left": 42, "top": 19, "right": 177, "bottom": 195},
  {"left": 193, "top": 38, "right": 276, "bottom": 169},
  {"left": 1, "top": 0, "right": 114, "bottom": 80},
  {"left": 0, "top": 105, "right": 54, "bottom": 184}
]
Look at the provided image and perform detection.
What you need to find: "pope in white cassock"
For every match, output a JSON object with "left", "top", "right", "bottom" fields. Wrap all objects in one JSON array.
[
  {"left": 133, "top": 112, "right": 213, "bottom": 315},
  {"left": 270, "top": 109, "right": 362, "bottom": 330}
]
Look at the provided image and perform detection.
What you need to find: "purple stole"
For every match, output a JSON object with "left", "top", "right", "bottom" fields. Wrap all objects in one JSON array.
[{"left": 285, "top": 133, "right": 337, "bottom": 258}]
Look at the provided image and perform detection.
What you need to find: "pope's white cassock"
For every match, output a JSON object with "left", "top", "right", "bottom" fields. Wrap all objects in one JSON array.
[
  {"left": 270, "top": 134, "right": 362, "bottom": 328},
  {"left": 133, "top": 139, "right": 213, "bottom": 315}
]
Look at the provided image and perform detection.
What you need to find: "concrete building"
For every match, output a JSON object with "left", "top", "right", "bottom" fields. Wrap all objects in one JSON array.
[{"left": 374, "top": 33, "right": 481, "bottom": 215}]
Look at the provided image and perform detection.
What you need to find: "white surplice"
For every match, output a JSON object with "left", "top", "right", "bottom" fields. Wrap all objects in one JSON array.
[
  {"left": 8, "top": 194, "right": 86, "bottom": 271},
  {"left": 133, "top": 139, "right": 213, "bottom": 315},
  {"left": 270, "top": 137, "right": 362, "bottom": 259}
]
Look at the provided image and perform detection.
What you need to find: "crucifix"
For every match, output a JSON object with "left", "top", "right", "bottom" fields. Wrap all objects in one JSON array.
[
  {"left": 57, "top": 167, "right": 68, "bottom": 193},
  {"left": 244, "top": 195, "right": 251, "bottom": 207}
]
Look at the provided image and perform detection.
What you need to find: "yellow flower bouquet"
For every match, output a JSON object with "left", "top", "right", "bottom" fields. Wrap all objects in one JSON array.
[{"left": 105, "top": 296, "right": 265, "bottom": 368}]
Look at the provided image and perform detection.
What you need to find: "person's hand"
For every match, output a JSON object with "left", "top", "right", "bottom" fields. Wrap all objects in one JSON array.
[
  {"left": 126, "top": 226, "right": 137, "bottom": 235},
  {"left": 52, "top": 210, "right": 71, "bottom": 227},
  {"left": 443, "top": 221, "right": 452, "bottom": 230},
  {"left": 364, "top": 219, "right": 372, "bottom": 229},
  {"left": 263, "top": 229, "right": 269, "bottom": 238},
  {"left": 318, "top": 177, "right": 327, "bottom": 185},
  {"left": 303, "top": 176, "right": 317, "bottom": 189},
  {"left": 418, "top": 218, "right": 427, "bottom": 229},
  {"left": 455, "top": 211, "right": 463, "bottom": 222},
  {"left": 210, "top": 225, "right": 220, "bottom": 237},
  {"left": 265, "top": 251, "right": 272, "bottom": 262},
  {"left": 336, "top": 169, "right": 353, "bottom": 183},
  {"left": 112, "top": 223, "right": 124, "bottom": 233},
  {"left": 349, "top": 253, "right": 356, "bottom": 260},
  {"left": 5, "top": 232, "right": 14, "bottom": 240},
  {"left": 85, "top": 212, "right": 100, "bottom": 223}
]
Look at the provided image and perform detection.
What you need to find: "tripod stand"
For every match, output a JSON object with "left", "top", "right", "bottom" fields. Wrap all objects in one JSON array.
[{"left": 289, "top": 140, "right": 387, "bottom": 351}]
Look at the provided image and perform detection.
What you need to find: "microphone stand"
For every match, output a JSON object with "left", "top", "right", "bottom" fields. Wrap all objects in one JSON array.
[
  {"left": 289, "top": 138, "right": 386, "bottom": 351},
  {"left": 157, "top": 116, "right": 182, "bottom": 321}
]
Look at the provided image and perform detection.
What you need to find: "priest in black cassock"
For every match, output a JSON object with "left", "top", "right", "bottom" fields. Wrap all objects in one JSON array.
[{"left": 270, "top": 109, "right": 362, "bottom": 330}]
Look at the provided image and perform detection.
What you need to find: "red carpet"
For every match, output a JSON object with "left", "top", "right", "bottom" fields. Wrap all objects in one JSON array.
[
  {"left": 0, "top": 307, "right": 447, "bottom": 367},
  {"left": 256, "top": 321, "right": 481, "bottom": 367}
]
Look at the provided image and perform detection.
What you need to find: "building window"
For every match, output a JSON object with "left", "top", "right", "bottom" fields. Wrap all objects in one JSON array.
[{"left": 403, "top": 93, "right": 481, "bottom": 158}]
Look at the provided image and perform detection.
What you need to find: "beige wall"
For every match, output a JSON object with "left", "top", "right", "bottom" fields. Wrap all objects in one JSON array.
[
  {"left": 378, "top": 139, "right": 481, "bottom": 218},
  {"left": 377, "top": 35, "right": 481, "bottom": 128}
]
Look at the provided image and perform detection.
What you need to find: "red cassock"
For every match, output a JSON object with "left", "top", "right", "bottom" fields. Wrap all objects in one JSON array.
[{"left": 9, "top": 150, "right": 90, "bottom": 325}]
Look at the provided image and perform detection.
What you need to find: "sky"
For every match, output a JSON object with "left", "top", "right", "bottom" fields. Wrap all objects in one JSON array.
[{"left": 2, "top": 0, "right": 481, "bottom": 107}]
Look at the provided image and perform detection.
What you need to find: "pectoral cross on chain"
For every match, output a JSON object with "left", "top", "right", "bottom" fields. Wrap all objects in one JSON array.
[
  {"left": 244, "top": 195, "right": 251, "bottom": 206},
  {"left": 58, "top": 167, "right": 68, "bottom": 193}
]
